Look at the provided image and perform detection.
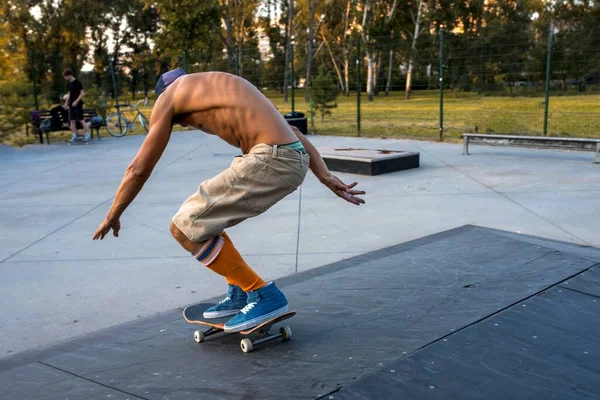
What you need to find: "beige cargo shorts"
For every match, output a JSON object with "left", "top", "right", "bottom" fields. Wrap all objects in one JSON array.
[{"left": 172, "top": 143, "right": 310, "bottom": 243}]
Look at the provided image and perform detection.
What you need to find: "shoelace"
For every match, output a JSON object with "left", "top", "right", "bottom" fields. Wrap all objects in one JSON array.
[
  {"left": 240, "top": 302, "right": 257, "bottom": 314},
  {"left": 218, "top": 296, "right": 231, "bottom": 305}
]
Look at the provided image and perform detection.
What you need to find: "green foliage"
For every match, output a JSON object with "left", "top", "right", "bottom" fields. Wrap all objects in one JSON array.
[
  {"left": 0, "top": 80, "right": 32, "bottom": 141},
  {"left": 148, "top": 0, "right": 222, "bottom": 71},
  {"left": 84, "top": 85, "right": 111, "bottom": 120},
  {"left": 310, "top": 66, "right": 338, "bottom": 121},
  {"left": 0, "top": 0, "right": 599, "bottom": 146}
]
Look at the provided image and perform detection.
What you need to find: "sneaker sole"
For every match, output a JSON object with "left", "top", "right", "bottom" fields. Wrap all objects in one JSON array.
[
  {"left": 202, "top": 309, "right": 242, "bottom": 319},
  {"left": 223, "top": 304, "right": 290, "bottom": 333}
]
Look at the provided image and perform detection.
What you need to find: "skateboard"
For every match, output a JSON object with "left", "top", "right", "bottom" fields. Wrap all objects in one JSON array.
[{"left": 183, "top": 302, "right": 295, "bottom": 353}]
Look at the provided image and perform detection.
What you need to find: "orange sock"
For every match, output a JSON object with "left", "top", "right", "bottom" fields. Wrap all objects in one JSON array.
[{"left": 194, "top": 232, "right": 265, "bottom": 292}]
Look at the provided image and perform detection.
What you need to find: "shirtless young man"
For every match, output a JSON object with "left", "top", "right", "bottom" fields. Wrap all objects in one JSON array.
[{"left": 92, "top": 69, "right": 365, "bottom": 332}]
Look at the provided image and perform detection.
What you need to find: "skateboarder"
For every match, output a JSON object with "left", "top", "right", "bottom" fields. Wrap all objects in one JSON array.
[{"left": 92, "top": 69, "right": 365, "bottom": 332}]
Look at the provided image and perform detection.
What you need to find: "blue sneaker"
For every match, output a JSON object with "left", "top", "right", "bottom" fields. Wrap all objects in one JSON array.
[
  {"left": 203, "top": 284, "right": 247, "bottom": 318},
  {"left": 223, "top": 282, "right": 289, "bottom": 332}
]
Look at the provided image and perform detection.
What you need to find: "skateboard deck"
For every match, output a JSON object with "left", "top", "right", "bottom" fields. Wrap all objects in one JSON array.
[{"left": 183, "top": 302, "right": 295, "bottom": 353}]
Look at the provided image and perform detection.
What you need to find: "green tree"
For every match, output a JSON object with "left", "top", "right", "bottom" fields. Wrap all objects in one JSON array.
[
  {"left": 310, "top": 65, "right": 338, "bottom": 121},
  {"left": 123, "top": 1, "right": 159, "bottom": 98},
  {"left": 0, "top": 6, "right": 26, "bottom": 81},
  {"left": 258, "top": 1, "right": 286, "bottom": 91},
  {"left": 148, "top": 0, "right": 222, "bottom": 73},
  {"left": 0, "top": 80, "right": 31, "bottom": 141}
]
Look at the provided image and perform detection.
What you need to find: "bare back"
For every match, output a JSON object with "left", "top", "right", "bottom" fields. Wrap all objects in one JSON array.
[{"left": 153, "top": 72, "right": 298, "bottom": 153}]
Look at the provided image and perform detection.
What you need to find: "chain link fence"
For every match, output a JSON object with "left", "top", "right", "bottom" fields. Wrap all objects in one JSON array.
[{"left": 13, "top": 21, "right": 600, "bottom": 145}]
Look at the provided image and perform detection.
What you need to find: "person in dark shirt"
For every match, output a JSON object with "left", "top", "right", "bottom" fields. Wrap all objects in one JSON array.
[{"left": 62, "top": 69, "right": 91, "bottom": 142}]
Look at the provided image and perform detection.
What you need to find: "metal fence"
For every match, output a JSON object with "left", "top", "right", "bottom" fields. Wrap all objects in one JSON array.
[
  {"left": 175, "top": 23, "right": 599, "bottom": 140},
  {"left": 22, "top": 22, "right": 600, "bottom": 142}
]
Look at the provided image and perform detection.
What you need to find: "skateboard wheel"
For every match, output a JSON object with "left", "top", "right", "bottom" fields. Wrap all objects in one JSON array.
[
  {"left": 240, "top": 338, "right": 253, "bottom": 353},
  {"left": 280, "top": 326, "right": 292, "bottom": 341},
  {"left": 194, "top": 330, "right": 205, "bottom": 343}
]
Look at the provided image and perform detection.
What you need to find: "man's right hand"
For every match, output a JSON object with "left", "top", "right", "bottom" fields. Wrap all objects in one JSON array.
[{"left": 92, "top": 217, "right": 121, "bottom": 240}]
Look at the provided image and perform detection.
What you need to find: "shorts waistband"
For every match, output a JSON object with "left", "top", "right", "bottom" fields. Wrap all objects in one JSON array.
[
  {"left": 247, "top": 143, "right": 309, "bottom": 158},
  {"left": 246, "top": 143, "right": 309, "bottom": 167},
  {"left": 280, "top": 141, "right": 307, "bottom": 154}
]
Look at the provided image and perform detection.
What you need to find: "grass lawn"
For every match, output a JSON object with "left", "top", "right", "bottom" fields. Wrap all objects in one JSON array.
[
  {"left": 269, "top": 89, "right": 600, "bottom": 141},
  {"left": 4, "top": 89, "right": 599, "bottom": 147}
]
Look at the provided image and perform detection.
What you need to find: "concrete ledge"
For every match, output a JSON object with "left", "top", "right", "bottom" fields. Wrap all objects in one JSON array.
[
  {"left": 462, "top": 133, "right": 600, "bottom": 163},
  {"left": 319, "top": 147, "right": 420, "bottom": 175}
]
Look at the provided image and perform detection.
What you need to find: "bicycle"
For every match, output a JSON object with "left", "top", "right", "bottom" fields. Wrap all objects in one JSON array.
[{"left": 105, "top": 100, "right": 150, "bottom": 137}]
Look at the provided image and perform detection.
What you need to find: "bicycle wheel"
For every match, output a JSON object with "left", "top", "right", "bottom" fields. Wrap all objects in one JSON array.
[
  {"left": 106, "top": 113, "right": 129, "bottom": 137},
  {"left": 138, "top": 112, "right": 150, "bottom": 133}
]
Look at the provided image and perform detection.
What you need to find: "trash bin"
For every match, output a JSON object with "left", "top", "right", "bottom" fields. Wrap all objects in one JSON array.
[{"left": 284, "top": 111, "right": 308, "bottom": 135}]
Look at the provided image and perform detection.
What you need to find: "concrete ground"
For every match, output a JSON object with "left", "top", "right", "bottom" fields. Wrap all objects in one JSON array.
[{"left": 1, "top": 131, "right": 598, "bottom": 358}]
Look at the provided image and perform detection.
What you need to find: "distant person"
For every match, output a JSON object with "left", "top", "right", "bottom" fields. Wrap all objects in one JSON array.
[
  {"left": 62, "top": 69, "right": 91, "bottom": 142},
  {"left": 58, "top": 93, "right": 69, "bottom": 122},
  {"left": 48, "top": 94, "right": 69, "bottom": 132}
]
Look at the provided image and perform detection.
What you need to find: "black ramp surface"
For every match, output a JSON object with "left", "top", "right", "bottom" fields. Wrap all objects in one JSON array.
[
  {"left": 560, "top": 265, "right": 600, "bottom": 297},
  {"left": 1, "top": 226, "right": 599, "bottom": 399},
  {"left": 0, "top": 362, "right": 138, "bottom": 400},
  {"left": 335, "top": 286, "right": 600, "bottom": 400},
  {"left": 484, "top": 227, "right": 600, "bottom": 264}
]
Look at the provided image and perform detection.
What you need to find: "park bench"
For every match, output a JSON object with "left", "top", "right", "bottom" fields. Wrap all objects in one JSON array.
[
  {"left": 462, "top": 133, "right": 600, "bottom": 164},
  {"left": 29, "top": 106, "right": 104, "bottom": 144}
]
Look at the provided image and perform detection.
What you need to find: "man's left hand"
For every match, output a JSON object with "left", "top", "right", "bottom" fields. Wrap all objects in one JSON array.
[{"left": 321, "top": 174, "right": 366, "bottom": 205}]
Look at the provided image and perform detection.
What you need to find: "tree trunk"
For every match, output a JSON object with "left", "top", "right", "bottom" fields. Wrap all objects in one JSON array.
[
  {"left": 305, "top": 0, "right": 316, "bottom": 101},
  {"left": 131, "top": 73, "right": 137, "bottom": 100},
  {"left": 366, "top": 54, "right": 374, "bottom": 101},
  {"left": 342, "top": 0, "right": 351, "bottom": 96},
  {"left": 143, "top": 69, "right": 148, "bottom": 98},
  {"left": 405, "top": 65, "right": 413, "bottom": 99},
  {"left": 360, "top": 0, "right": 374, "bottom": 101},
  {"left": 236, "top": 4, "right": 246, "bottom": 78},
  {"left": 283, "top": 0, "right": 293, "bottom": 102},
  {"left": 323, "top": 33, "right": 345, "bottom": 93},
  {"left": 374, "top": 49, "right": 382, "bottom": 95},
  {"left": 383, "top": 0, "right": 399, "bottom": 96},
  {"left": 344, "top": 58, "right": 349, "bottom": 96},
  {"left": 405, "top": 0, "right": 424, "bottom": 100},
  {"left": 221, "top": 0, "right": 235, "bottom": 73},
  {"left": 385, "top": 44, "right": 394, "bottom": 96}
]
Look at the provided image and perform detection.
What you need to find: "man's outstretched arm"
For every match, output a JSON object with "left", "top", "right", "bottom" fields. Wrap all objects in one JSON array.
[
  {"left": 93, "top": 106, "right": 173, "bottom": 240},
  {"left": 291, "top": 126, "right": 366, "bottom": 206}
]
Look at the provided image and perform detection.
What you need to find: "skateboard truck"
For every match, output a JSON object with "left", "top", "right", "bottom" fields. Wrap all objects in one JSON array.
[{"left": 193, "top": 320, "right": 293, "bottom": 353}]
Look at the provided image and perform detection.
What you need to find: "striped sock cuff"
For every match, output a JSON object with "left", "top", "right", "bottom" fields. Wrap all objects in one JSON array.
[{"left": 193, "top": 235, "right": 225, "bottom": 266}]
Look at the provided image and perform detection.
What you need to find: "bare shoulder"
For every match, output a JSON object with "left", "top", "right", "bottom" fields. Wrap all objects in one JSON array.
[
  {"left": 169, "top": 72, "right": 247, "bottom": 114},
  {"left": 148, "top": 91, "right": 177, "bottom": 133}
]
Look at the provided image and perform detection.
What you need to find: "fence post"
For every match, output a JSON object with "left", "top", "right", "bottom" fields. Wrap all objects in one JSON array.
[
  {"left": 29, "top": 47, "right": 39, "bottom": 110},
  {"left": 110, "top": 54, "right": 122, "bottom": 132},
  {"left": 543, "top": 20, "right": 553, "bottom": 136},
  {"left": 356, "top": 37, "right": 361, "bottom": 135},
  {"left": 310, "top": 98, "right": 314, "bottom": 133},
  {"left": 235, "top": 47, "right": 240, "bottom": 76},
  {"left": 182, "top": 51, "right": 188, "bottom": 71},
  {"left": 439, "top": 29, "right": 444, "bottom": 142},
  {"left": 291, "top": 43, "right": 295, "bottom": 113}
]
